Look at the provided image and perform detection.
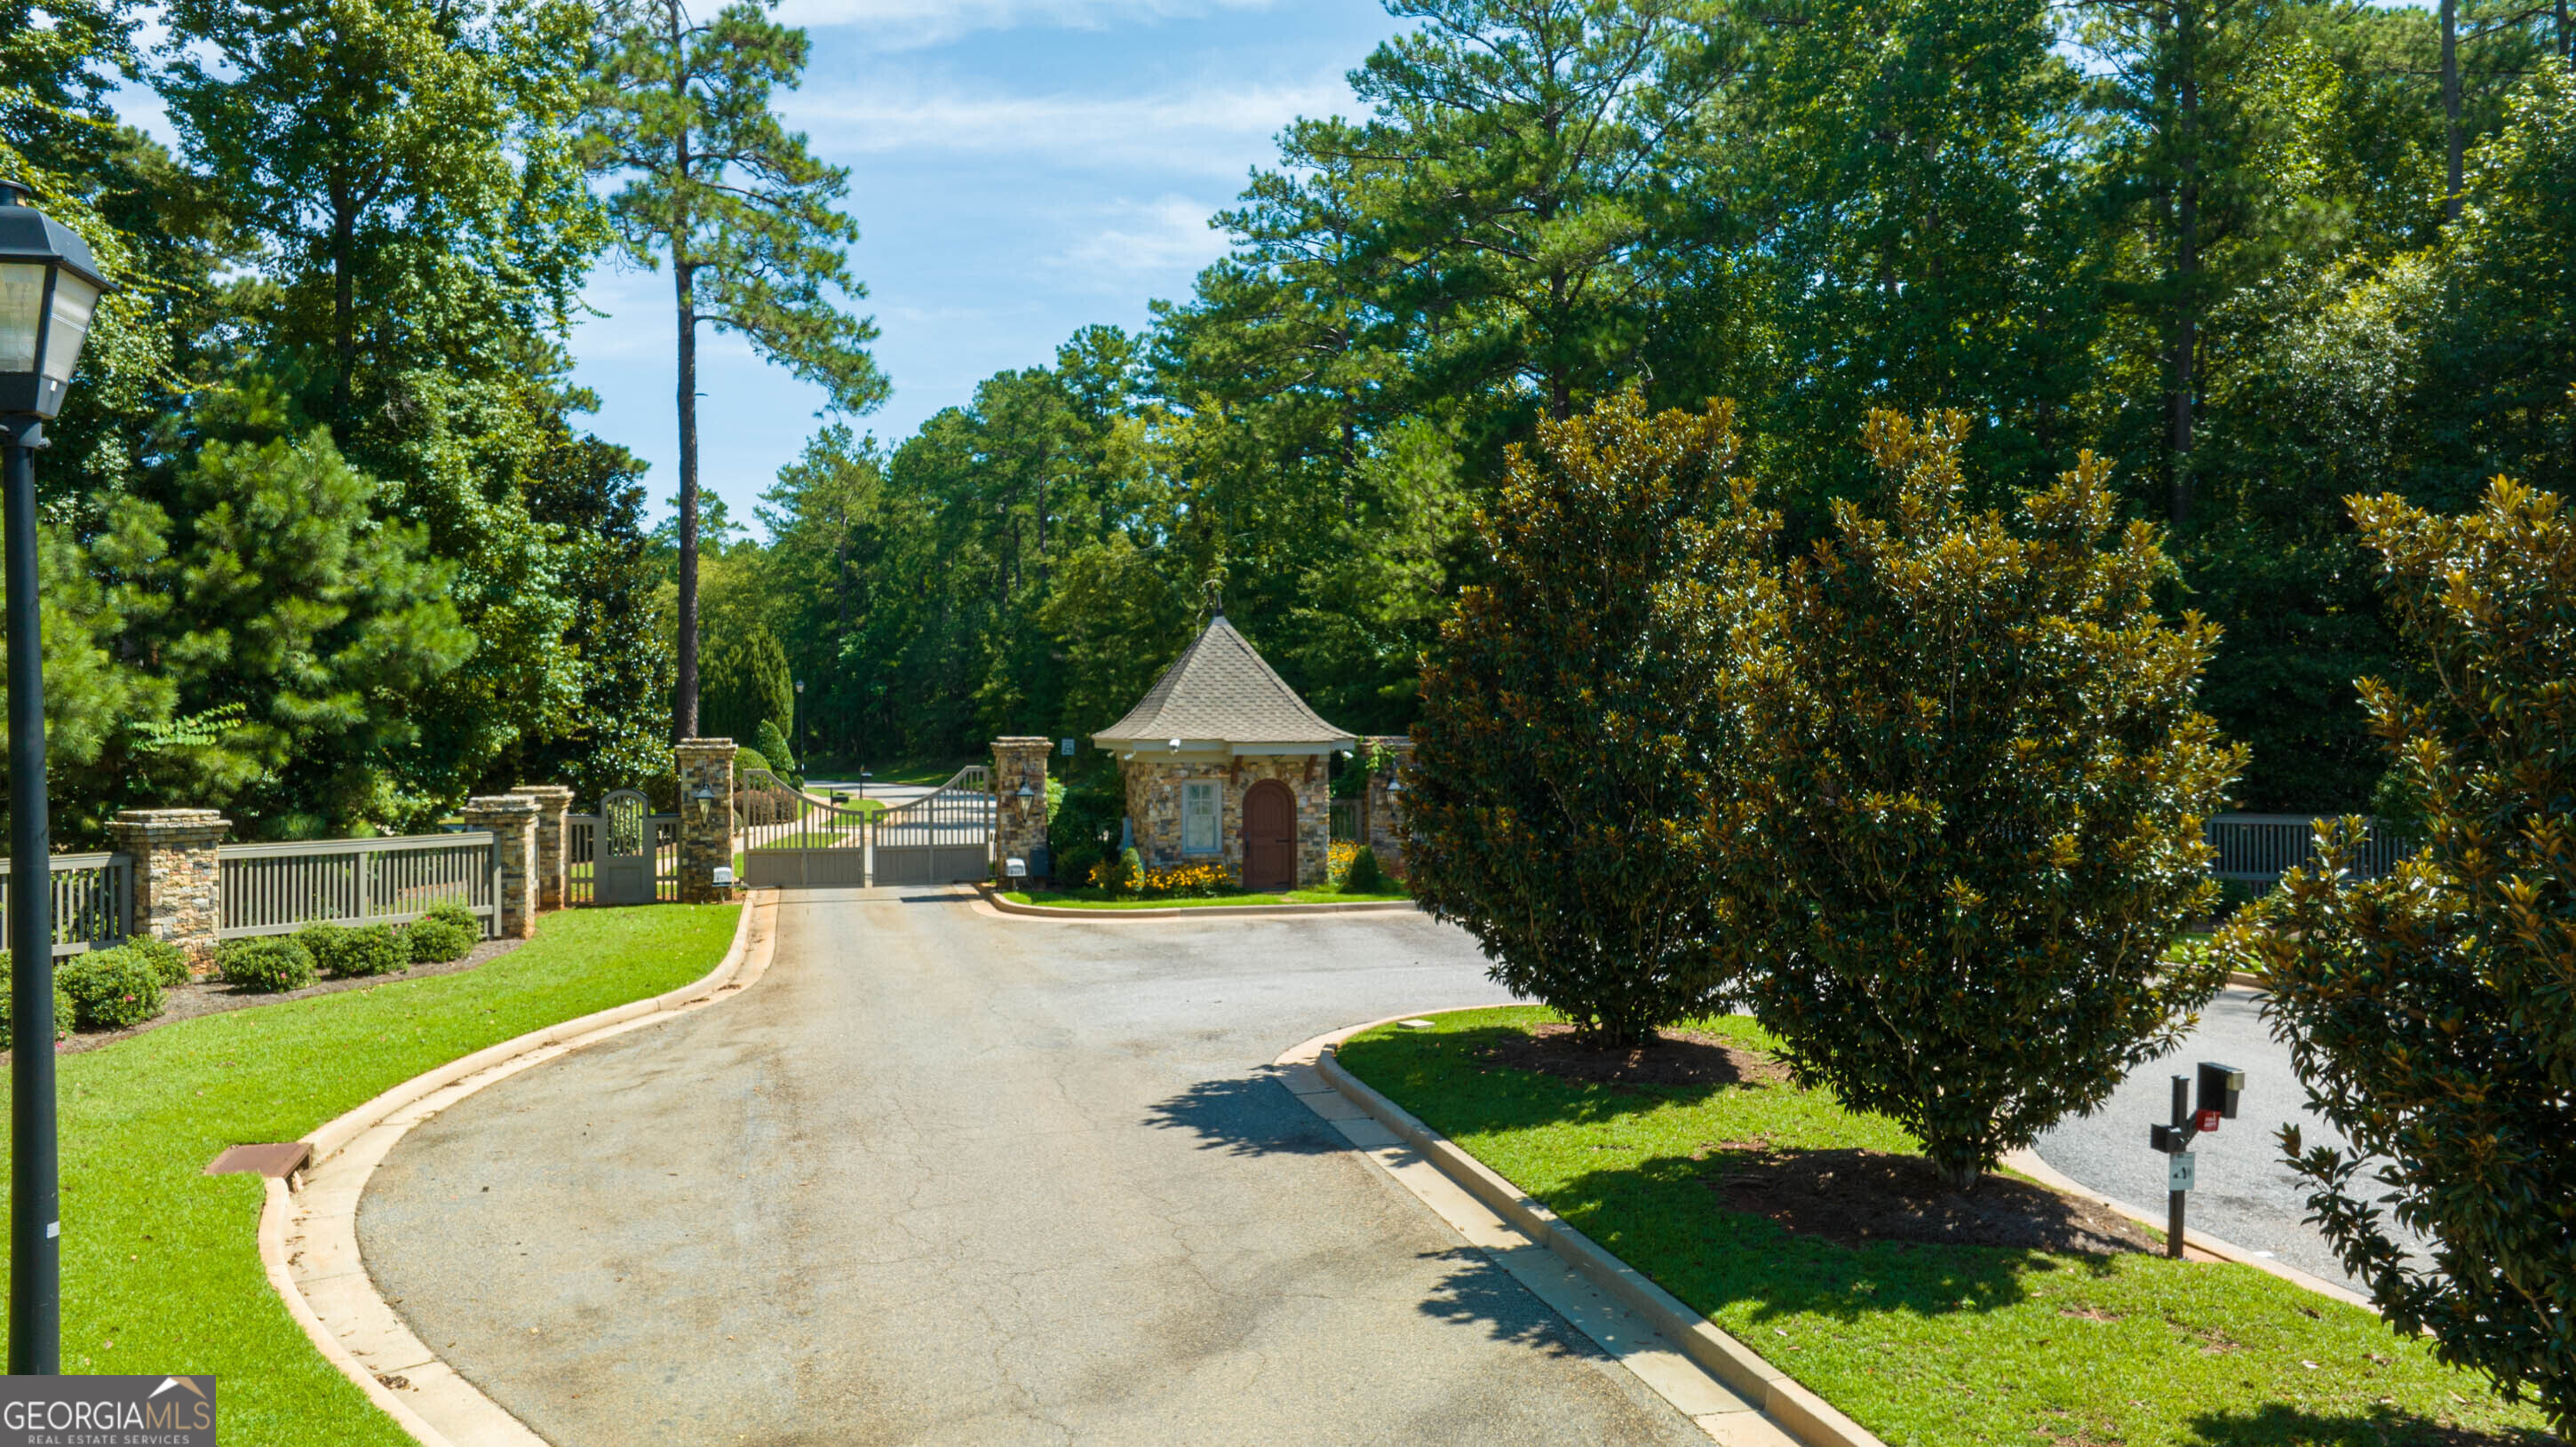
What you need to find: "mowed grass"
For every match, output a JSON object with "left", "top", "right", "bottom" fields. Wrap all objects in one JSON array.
[
  {"left": 1002, "top": 885, "right": 1413, "bottom": 909},
  {"left": 1337, "top": 1007, "right": 2554, "bottom": 1447},
  {"left": 0, "top": 902, "right": 742, "bottom": 1446}
]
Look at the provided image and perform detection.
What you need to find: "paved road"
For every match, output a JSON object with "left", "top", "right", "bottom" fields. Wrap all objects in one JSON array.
[
  {"left": 360, "top": 891, "right": 1707, "bottom": 1445},
  {"left": 2033, "top": 985, "right": 2421, "bottom": 1291}
]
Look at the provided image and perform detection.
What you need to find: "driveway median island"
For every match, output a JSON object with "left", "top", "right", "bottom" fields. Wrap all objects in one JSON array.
[{"left": 1331, "top": 1006, "right": 2555, "bottom": 1447}]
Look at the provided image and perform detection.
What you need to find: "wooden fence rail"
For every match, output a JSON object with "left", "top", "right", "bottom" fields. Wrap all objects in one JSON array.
[
  {"left": 0, "top": 853, "right": 133, "bottom": 958},
  {"left": 217, "top": 833, "right": 498, "bottom": 940}
]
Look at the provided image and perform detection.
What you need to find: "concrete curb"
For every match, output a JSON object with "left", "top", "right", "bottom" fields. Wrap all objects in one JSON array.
[
  {"left": 974, "top": 880, "right": 1420, "bottom": 921},
  {"left": 1291, "top": 1008, "right": 1883, "bottom": 1447},
  {"left": 260, "top": 892, "right": 779, "bottom": 1447}
]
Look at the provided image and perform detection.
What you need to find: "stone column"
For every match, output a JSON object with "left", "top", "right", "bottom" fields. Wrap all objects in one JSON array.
[
  {"left": 104, "top": 808, "right": 230, "bottom": 963},
  {"left": 509, "top": 784, "right": 575, "bottom": 910},
  {"left": 991, "top": 736, "right": 1052, "bottom": 880},
  {"left": 462, "top": 795, "right": 540, "bottom": 939},
  {"left": 1362, "top": 735, "right": 1416, "bottom": 879},
  {"left": 675, "top": 738, "right": 739, "bottom": 903}
]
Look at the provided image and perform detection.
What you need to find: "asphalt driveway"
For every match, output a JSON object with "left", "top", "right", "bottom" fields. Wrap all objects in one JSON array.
[
  {"left": 359, "top": 890, "right": 1708, "bottom": 1445},
  {"left": 2033, "top": 984, "right": 2424, "bottom": 1292}
]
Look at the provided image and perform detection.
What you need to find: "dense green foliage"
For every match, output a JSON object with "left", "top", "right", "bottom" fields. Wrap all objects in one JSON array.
[
  {"left": 401, "top": 904, "right": 481, "bottom": 965},
  {"left": 56, "top": 948, "right": 163, "bottom": 1029},
  {"left": 215, "top": 937, "right": 316, "bottom": 993},
  {"left": 2220, "top": 478, "right": 2576, "bottom": 1435},
  {"left": 1408, "top": 394, "right": 1754, "bottom": 1045},
  {"left": 4, "top": 0, "right": 668, "bottom": 843},
  {"left": 298, "top": 922, "right": 405, "bottom": 979},
  {"left": 0, "top": 968, "right": 77, "bottom": 1046},
  {"left": 723, "top": 2, "right": 2576, "bottom": 818},
  {"left": 1724, "top": 412, "right": 2243, "bottom": 1187}
]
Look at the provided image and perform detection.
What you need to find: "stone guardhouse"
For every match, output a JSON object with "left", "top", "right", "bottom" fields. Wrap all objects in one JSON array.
[{"left": 1093, "top": 616, "right": 1355, "bottom": 890}]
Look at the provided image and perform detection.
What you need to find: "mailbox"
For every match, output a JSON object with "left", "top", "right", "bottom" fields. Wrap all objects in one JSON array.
[
  {"left": 2150, "top": 1123, "right": 2188, "bottom": 1155},
  {"left": 712, "top": 865, "right": 735, "bottom": 887},
  {"left": 2197, "top": 1062, "right": 2245, "bottom": 1122},
  {"left": 1006, "top": 856, "right": 1028, "bottom": 879}
]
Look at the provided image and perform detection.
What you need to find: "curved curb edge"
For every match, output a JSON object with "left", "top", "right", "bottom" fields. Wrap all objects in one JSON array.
[
  {"left": 259, "top": 891, "right": 779, "bottom": 1447},
  {"left": 974, "top": 880, "right": 1419, "bottom": 921}
]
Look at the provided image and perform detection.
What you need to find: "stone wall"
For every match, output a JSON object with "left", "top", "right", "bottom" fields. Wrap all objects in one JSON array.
[
  {"left": 510, "top": 783, "right": 574, "bottom": 910},
  {"left": 1359, "top": 735, "right": 1416, "bottom": 878},
  {"left": 1122, "top": 752, "right": 1332, "bottom": 887},
  {"left": 104, "top": 808, "right": 229, "bottom": 962},
  {"left": 991, "top": 736, "right": 1051, "bottom": 880},
  {"left": 462, "top": 795, "right": 541, "bottom": 938},
  {"left": 675, "top": 738, "right": 738, "bottom": 903}
]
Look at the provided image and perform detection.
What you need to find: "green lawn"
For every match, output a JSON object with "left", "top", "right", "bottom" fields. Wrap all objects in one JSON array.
[
  {"left": 0, "top": 902, "right": 742, "bottom": 1446},
  {"left": 1001, "top": 885, "right": 1413, "bottom": 910},
  {"left": 1337, "top": 1007, "right": 2551, "bottom": 1447}
]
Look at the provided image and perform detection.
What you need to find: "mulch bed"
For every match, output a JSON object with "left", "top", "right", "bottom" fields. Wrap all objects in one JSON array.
[
  {"left": 1478, "top": 1022, "right": 1795, "bottom": 1089},
  {"left": 1705, "top": 1146, "right": 2161, "bottom": 1255},
  {"left": 7, "top": 934, "right": 529, "bottom": 1063}
]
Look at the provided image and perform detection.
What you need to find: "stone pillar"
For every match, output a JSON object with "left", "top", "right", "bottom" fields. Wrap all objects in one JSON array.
[
  {"left": 1362, "top": 735, "right": 1416, "bottom": 879},
  {"left": 509, "top": 784, "right": 575, "bottom": 910},
  {"left": 675, "top": 738, "right": 739, "bottom": 903},
  {"left": 991, "top": 736, "right": 1051, "bottom": 880},
  {"left": 462, "top": 795, "right": 540, "bottom": 938},
  {"left": 104, "top": 809, "right": 229, "bottom": 963}
]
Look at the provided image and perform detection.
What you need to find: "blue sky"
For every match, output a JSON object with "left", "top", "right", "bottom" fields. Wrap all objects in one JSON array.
[{"left": 570, "top": 0, "right": 1405, "bottom": 535}]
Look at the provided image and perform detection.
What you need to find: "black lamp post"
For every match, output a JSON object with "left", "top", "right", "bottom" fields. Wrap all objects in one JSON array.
[
  {"left": 793, "top": 679, "right": 804, "bottom": 768},
  {"left": 1, "top": 178, "right": 110, "bottom": 1377}
]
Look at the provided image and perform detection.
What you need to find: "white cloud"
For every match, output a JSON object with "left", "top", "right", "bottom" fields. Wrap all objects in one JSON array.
[
  {"left": 783, "top": 74, "right": 1350, "bottom": 176},
  {"left": 775, "top": 0, "right": 1277, "bottom": 50},
  {"left": 1045, "top": 195, "right": 1228, "bottom": 289}
]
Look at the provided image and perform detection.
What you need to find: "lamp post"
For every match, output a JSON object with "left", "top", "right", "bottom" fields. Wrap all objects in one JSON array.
[
  {"left": 1, "top": 177, "right": 112, "bottom": 1377},
  {"left": 793, "top": 679, "right": 804, "bottom": 769}
]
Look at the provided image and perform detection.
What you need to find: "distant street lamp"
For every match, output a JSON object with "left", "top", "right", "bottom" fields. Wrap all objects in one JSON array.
[
  {"left": 1, "top": 177, "right": 112, "bottom": 1377},
  {"left": 793, "top": 679, "right": 805, "bottom": 767}
]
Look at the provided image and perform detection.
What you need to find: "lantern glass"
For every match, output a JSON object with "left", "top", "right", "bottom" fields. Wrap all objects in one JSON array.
[
  {"left": 0, "top": 263, "right": 43, "bottom": 374},
  {"left": 39, "top": 270, "right": 97, "bottom": 386}
]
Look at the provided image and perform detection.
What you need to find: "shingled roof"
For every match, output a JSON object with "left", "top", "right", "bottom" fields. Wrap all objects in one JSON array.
[{"left": 1093, "top": 616, "right": 1355, "bottom": 749}]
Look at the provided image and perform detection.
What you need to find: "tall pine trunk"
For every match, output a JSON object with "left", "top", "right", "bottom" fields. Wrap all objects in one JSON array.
[
  {"left": 675, "top": 257, "right": 700, "bottom": 741},
  {"left": 2441, "top": 0, "right": 2462, "bottom": 224}
]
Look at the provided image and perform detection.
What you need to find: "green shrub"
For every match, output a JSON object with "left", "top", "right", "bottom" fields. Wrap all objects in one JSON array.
[
  {"left": 121, "top": 935, "right": 195, "bottom": 988},
  {"left": 218, "top": 936, "right": 316, "bottom": 991},
  {"left": 299, "top": 922, "right": 405, "bottom": 979},
  {"left": 58, "top": 948, "right": 166, "bottom": 1030},
  {"left": 1342, "top": 846, "right": 1391, "bottom": 894},
  {"left": 402, "top": 903, "right": 479, "bottom": 964},
  {"left": 754, "top": 718, "right": 797, "bottom": 775},
  {"left": 734, "top": 745, "right": 773, "bottom": 776},
  {"left": 2222, "top": 478, "right": 2576, "bottom": 1435},
  {"left": 1409, "top": 391, "right": 1750, "bottom": 1045},
  {"left": 1723, "top": 412, "right": 2240, "bottom": 1189},
  {"left": 0, "top": 958, "right": 76, "bottom": 1045}
]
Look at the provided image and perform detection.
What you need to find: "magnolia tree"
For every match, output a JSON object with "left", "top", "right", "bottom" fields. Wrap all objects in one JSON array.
[
  {"left": 1723, "top": 412, "right": 2241, "bottom": 1189},
  {"left": 1408, "top": 393, "right": 1769, "bottom": 1046},
  {"left": 2222, "top": 478, "right": 2576, "bottom": 1436}
]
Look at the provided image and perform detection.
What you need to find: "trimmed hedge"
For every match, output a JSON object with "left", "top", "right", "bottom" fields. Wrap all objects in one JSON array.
[
  {"left": 58, "top": 949, "right": 166, "bottom": 1030},
  {"left": 401, "top": 904, "right": 479, "bottom": 965},
  {"left": 216, "top": 936, "right": 316, "bottom": 992},
  {"left": 298, "top": 922, "right": 405, "bottom": 980},
  {"left": 0, "top": 956, "right": 76, "bottom": 1045}
]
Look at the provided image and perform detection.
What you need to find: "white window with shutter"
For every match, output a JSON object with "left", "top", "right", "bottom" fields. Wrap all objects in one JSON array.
[{"left": 1182, "top": 782, "right": 1220, "bottom": 855}]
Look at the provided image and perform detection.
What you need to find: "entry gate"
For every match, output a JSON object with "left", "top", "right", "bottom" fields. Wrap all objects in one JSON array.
[
  {"left": 738, "top": 766, "right": 992, "bottom": 888},
  {"left": 596, "top": 789, "right": 657, "bottom": 904}
]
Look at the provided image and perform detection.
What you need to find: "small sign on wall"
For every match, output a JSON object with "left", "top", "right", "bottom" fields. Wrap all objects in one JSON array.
[{"left": 1060, "top": 737, "right": 1075, "bottom": 756}]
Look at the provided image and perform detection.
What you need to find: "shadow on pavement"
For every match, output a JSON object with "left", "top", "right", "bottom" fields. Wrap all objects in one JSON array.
[
  {"left": 1141, "top": 1073, "right": 1351, "bottom": 1157},
  {"left": 1412, "top": 1245, "right": 1595, "bottom": 1356},
  {"left": 2182, "top": 1402, "right": 2558, "bottom": 1446}
]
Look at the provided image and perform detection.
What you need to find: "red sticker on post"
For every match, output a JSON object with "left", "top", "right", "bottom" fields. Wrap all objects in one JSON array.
[{"left": 2196, "top": 1109, "right": 2222, "bottom": 1133}]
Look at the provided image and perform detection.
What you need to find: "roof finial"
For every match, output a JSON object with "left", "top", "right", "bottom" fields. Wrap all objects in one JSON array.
[{"left": 1204, "top": 577, "right": 1223, "bottom": 619}]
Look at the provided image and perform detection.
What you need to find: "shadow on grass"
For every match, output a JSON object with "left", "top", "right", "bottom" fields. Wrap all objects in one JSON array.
[
  {"left": 1140, "top": 1072, "right": 1352, "bottom": 1157},
  {"left": 1336, "top": 1024, "right": 1748, "bottom": 1133},
  {"left": 2182, "top": 1402, "right": 2562, "bottom": 1447}
]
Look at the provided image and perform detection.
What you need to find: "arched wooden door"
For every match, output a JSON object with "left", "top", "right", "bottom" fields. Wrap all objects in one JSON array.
[{"left": 1241, "top": 779, "right": 1296, "bottom": 891}]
